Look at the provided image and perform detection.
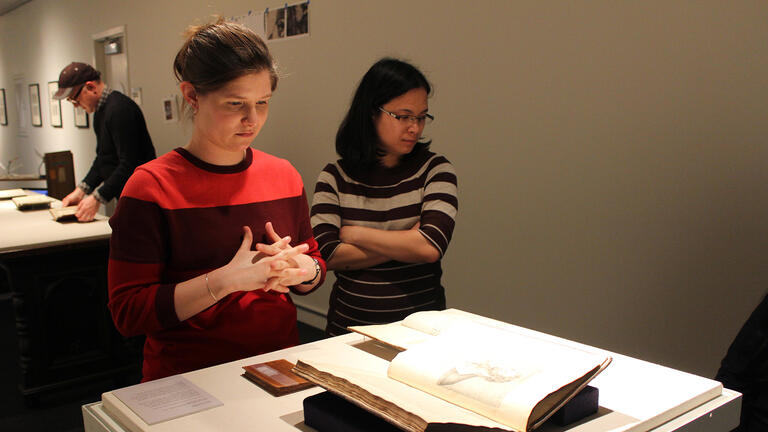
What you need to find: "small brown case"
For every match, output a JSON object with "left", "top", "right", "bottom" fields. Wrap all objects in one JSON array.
[{"left": 242, "top": 359, "right": 315, "bottom": 396}]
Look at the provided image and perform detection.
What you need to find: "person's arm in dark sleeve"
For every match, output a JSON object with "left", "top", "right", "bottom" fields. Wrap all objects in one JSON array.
[
  {"left": 81, "top": 153, "right": 103, "bottom": 194},
  {"left": 97, "top": 104, "right": 153, "bottom": 201}
]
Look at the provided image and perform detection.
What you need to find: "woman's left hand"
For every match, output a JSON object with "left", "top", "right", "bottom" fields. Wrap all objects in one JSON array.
[{"left": 256, "top": 222, "right": 312, "bottom": 289}]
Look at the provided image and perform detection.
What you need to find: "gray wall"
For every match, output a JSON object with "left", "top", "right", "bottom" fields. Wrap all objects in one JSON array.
[{"left": 1, "top": 0, "right": 767, "bottom": 378}]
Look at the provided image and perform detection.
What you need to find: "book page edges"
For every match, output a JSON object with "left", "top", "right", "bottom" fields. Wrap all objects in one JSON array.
[{"left": 294, "top": 360, "right": 426, "bottom": 432}]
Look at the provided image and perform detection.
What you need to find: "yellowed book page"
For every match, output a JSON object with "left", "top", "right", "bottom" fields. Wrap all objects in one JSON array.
[
  {"left": 296, "top": 343, "right": 514, "bottom": 430},
  {"left": 388, "top": 322, "right": 609, "bottom": 431},
  {"left": 348, "top": 309, "right": 475, "bottom": 350},
  {"left": 347, "top": 322, "right": 430, "bottom": 350},
  {"left": 401, "top": 309, "right": 474, "bottom": 334}
]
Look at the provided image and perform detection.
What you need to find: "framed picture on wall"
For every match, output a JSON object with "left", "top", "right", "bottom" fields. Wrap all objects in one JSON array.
[
  {"left": 74, "top": 106, "right": 89, "bottom": 128},
  {"left": 29, "top": 83, "right": 42, "bottom": 127},
  {"left": 161, "top": 96, "right": 178, "bottom": 123},
  {"left": 47, "top": 81, "right": 62, "bottom": 128},
  {"left": 0, "top": 88, "right": 7, "bottom": 126}
]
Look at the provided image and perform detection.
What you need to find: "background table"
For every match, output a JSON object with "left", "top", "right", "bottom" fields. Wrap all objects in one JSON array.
[
  {"left": 0, "top": 194, "right": 139, "bottom": 405},
  {"left": 0, "top": 174, "right": 45, "bottom": 181}
]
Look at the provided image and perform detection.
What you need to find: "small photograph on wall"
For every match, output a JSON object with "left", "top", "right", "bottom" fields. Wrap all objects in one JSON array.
[
  {"left": 265, "top": 7, "right": 285, "bottom": 40},
  {"left": 29, "top": 83, "right": 42, "bottom": 127},
  {"left": 0, "top": 88, "right": 7, "bottom": 126},
  {"left": 286, "top": 2, "right": 309, "bottom": 37},
  {"left": 47, "top": 81, "right": 62, "bottom": 128},
  {"left": 74, "top": 106, "right": 89, "bottom": 128},
  {"left": 162, "top": 96, "right": 178, "bottom": 123}
]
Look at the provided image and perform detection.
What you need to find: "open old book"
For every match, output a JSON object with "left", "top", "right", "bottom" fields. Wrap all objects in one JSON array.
[
  {"left": 49, "top": 206, "right": 78, "bottom": 221},
  {"left": 293, "top": 309, "right": 611, "bottom": 432}
]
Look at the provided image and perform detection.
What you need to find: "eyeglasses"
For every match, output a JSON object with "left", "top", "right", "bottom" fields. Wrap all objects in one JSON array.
[
  {"left": 66, "top": 85, "right": 85, "bottom": 104},
  {"left": 378, "top": 107, "right": 434, "bottom": 125}
]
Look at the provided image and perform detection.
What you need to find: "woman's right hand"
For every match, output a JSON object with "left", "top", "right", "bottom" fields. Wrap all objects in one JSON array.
[{"left": 212, "top": 226, "right": 308, "bottom": 295}]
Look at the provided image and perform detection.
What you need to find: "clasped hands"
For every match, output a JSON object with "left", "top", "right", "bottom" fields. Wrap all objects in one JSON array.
[{"left": 219, "top": 222, "right": 311, "bottom": 295}]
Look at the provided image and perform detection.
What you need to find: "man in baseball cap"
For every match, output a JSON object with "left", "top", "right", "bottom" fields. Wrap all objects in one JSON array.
[
  {"left": 52, "top": 62, "right": 101, "bottom": 103},
  {"left": 54, "top": 62, "right": 156, "bottom": 221}
]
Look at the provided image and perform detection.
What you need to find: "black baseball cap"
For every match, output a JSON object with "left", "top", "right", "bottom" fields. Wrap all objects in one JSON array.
[{"left": 52, "top": 62, "right": 101, "bottom": 100}]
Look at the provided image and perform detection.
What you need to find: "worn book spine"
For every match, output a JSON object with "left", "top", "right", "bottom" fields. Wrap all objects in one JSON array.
[{"left": 293, "top": 360, "right": 428, "bottom": 432}]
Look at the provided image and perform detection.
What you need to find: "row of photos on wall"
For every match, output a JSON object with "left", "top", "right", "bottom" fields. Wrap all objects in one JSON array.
[
  {"left": 0, "top": 84, "right": 88, "bottom": 129},
  {"left": 229, "top": 1, "right": 309, "bottom": 41},
  {"left": 154, "top": 2, "right": 310, "bottom": 123},
  {"left": 158, "top": 2, "right": 309, "bottom": 124}
]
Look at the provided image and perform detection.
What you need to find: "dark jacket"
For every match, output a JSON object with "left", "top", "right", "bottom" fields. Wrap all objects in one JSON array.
[
  {"left": 83, "top": 91, "right": 155, "bottom": 201},
  {"left": 716, "top": 293, "right": 768, "bottom": 431}
]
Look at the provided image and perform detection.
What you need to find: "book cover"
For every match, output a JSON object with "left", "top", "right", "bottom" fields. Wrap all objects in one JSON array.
[
  {"left": 242, "top": 359, "right": 315, "bottom": 396},
  {"left": 50, "top": 206, "right": 78, "bottom": 221},
  {"left": 0, "top": 188, "right": 26, "bottom": 200},
  {"left": 11, "top": 194, "right": 54, "bottom": 210}
]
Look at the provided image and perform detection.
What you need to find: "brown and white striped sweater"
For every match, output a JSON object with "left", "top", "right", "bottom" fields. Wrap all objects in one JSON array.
[{"left": 311, "top": 149, "right": 458, "bottom": 335}]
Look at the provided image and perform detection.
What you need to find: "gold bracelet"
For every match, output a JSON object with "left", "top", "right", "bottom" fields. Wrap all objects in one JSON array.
[{"left": 205, "top": 273, "right": 218, "bottom": 302}]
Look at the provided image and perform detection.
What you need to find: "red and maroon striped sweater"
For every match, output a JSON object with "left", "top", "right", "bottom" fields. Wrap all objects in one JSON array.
[{"left": 108, "top": 147, "right": 324, "bottom": 381}]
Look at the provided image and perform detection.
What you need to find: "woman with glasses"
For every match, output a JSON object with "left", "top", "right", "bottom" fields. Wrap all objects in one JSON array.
[
  {"left": 108, "top": 20, "right": 324, "bottom": 381},
  {"left": 311, "top": 58, "right": 458, "bottom": 335}
]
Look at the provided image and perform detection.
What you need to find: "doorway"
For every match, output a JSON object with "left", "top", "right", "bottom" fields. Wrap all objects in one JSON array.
[
  {"left": 92, "top": 26, "right": 129, "bottom": 94},
  {"left": 91, "top": 26, "right": 129, "bottom": 216}
]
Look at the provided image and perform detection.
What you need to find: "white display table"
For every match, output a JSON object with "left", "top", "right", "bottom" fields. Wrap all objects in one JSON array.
[
  {"left": 82, "top": 325, "right": 741, "bottom": 432},
  {"left": 0, "top": 195, "right": 110, "bottom": 254}
]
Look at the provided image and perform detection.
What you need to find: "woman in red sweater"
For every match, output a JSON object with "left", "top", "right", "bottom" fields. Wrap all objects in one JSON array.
[{"left": 108, "top": 19, "right": 325, "bottom": 381}]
